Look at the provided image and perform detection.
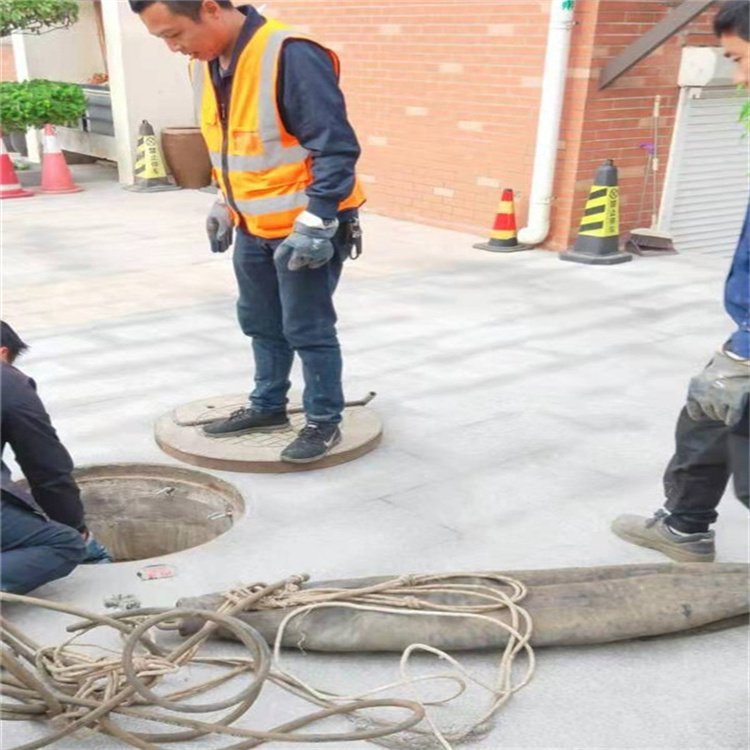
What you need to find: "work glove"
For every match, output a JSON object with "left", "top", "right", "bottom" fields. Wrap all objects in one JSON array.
[
  {"left": 686, "top": 349, "right": 750, "bottom": 427},
  {"left": 274, "top": 211, "right": 339, "bottom": 271},
  {"left": 82, "top": 534, "right": 113, "bottom": 564},
  {"left": 206, "top": 200, "right": 233, "bottom": 254}
]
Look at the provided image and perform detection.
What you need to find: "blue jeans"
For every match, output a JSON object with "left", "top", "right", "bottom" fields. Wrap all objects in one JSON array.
[
  {"left": 1, "top": 495, "right": 86, "bottom": 594},
  {"left": 233, "top": 228, "right": 346, "bottom": 424}
]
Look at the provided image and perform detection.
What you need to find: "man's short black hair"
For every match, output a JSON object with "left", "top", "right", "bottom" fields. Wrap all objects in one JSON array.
[
  {"left": 0, "top": 321, "right": 29, "bottom": 359},
  {"left": 128, "top": 0, "right": 235, "bottom": 20},
  {"left": 714, "top": 0, "right": 750, "bottom": 42}
]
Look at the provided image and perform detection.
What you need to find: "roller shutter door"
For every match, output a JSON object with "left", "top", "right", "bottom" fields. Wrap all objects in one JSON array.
[{"left": 660, "top": 87, "right": 749, "bottom": 256}]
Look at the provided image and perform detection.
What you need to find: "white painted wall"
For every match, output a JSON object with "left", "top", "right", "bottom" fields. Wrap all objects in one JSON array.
[
  {"left": 10, "top": 33, "right": 40, "bottom": 162},
  {"left": 19, "top": 0, "right": 104, "bottom": 83},
  {"left": 101, "top": 0, "right": 194, "bottom": 184},
  {"left": 12, "top": 0, "right": 107, "bottom": 163},
  {"left": 10, "top": 0, "right": 195, "bottom": 182}
]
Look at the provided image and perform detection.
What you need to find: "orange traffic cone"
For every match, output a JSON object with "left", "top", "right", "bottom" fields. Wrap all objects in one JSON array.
[
  {"left": 40, "top": 124, "right": 82, "bottom": 194},
  {"left": 0, "top": 140, "right": 33, "bottom": 199},
  {"left": 473, "top": 189, "right": 530, "bottom": 253}
]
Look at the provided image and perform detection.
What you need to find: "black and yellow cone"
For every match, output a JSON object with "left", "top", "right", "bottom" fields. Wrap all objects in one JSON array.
[
  {"left": 560, "top": 159, "right": 631, "bottom": 265},
  {"left": 125, "top": 120, "right": 180, "bottom": 193}
]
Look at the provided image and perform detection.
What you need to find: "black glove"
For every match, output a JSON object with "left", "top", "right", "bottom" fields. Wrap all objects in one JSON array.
[
  {"left": 274, "top": 212, "right": 339, "bottom": 271},
  {"left": 206, "top": 201, "right": 233, "bottom": 254}
]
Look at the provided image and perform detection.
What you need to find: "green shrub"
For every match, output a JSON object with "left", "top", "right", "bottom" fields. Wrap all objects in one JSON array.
[
  {"left": 0, "top": 79, "right": 85, "bottom": 132},
  {"left": 740, "top": 96, "right": 750, "bottom": 136},
  {"left": 0, "top": 0, "right": 78, "bottom": 36}
]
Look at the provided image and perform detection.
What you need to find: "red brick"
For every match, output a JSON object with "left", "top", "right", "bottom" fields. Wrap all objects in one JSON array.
[{"left": 270, "top": 0, "right": 717, "bottom": 250}]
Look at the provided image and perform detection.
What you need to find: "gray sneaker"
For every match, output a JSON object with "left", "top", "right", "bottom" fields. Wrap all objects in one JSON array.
[
  {"left": 203, "top": 407, "right": 289, "bottom": 437},
  {"left": 611, "top": 509, "right": 716, "bottom": 563},
  {"left": 280, "top": 423, "right": 341, "bottom": 464}
]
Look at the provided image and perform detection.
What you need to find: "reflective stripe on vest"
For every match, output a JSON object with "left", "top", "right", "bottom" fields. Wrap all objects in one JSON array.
[
  {"left": 191, "top": 61, "right": 204, "bottom": 126},
  {"left": 233, "top": 190, "right": 310, "bottom": 216},
  {"left": 193, "top": 32, "right": 308, "bottom": 175}
]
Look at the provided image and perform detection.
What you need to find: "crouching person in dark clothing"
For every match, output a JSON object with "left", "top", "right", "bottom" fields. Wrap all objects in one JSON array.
[
  {"left": 1, "top": 500, "right": 86, "bottom": 595},
  {"left": 1, "top": 322, "right": 111, "bottom": 595}
]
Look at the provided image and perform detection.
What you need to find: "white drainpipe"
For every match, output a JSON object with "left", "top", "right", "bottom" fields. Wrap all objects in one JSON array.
[{"left": 518, "top": 0, "right": 577, "bottom": 247}]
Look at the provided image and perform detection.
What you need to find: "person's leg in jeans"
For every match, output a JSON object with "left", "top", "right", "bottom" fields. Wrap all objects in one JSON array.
[
  {"left": 1, "top": 497, "right": 86, "bottom": 594},
  {"left": 233, "top": 230, "right": 294, "bottom": 414},
  {"left": 274, "top": 227, "right": 346, "bottom": 425},
  {"left": 663, "top": 406, "right": 732, "bottom": 533}
]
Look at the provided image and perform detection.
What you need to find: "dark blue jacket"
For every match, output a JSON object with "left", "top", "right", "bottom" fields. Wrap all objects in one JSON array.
[
  {"left": 1, "top": 363, "right": 85, "bottom": 531},
  {"left": 725, "top": 201, "right": 750, "bottom": 359},
  {"left": 209, "top": 6, "right": 361, "bottom": 222}
]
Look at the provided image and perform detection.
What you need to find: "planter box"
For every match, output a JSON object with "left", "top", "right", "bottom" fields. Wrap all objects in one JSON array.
[
  {"left": 50, "top": 83, "right": 117, "bottom": 162},
  {"left": 81, "top": 83, "right": 114, "bottom": 137},
  {"left": 5, "top": 84, "right": 117, "bottom": 167}
]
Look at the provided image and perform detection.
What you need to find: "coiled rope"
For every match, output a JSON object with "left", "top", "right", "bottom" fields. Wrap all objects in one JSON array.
[{"left": 0, "top": 572, "right": 535, "bottom": 749}]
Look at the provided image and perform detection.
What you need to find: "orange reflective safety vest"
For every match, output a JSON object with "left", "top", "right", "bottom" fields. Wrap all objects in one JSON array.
[{"left": 191, "top": 18, "right": 366, "bottom": 239}]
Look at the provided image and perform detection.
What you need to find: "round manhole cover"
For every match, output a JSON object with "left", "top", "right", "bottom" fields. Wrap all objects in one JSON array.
[
  {"left": 154, "top": 394, "right": 382, "bottom": 473},
  {"left": 72, "top": 463, "right": 244, "bottom": 562}
]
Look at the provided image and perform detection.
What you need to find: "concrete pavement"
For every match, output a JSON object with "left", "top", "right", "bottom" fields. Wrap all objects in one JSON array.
[{"left": 1, "top": 170, "right": 748, "bottom": 749}]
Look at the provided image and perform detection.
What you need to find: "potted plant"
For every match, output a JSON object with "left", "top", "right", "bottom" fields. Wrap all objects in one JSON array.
[
  {"left": 0, "top": 78, "right": 85, "bottom": 134},
  {"left": 161, "top": 126, "right": 212, "bottom": 189},
  {"left": 0, "top": 0, "right": 85, "bottom": 147},
  {"left": 0, "top": 0, "right": 78, "bottom": 35}
]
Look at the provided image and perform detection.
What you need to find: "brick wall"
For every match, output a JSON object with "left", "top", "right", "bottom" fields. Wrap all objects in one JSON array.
[
  {"left": 556, "top": 0, "right": 718, "bottom": 250},
  {"left": 268, "top": 0, "right": 585, "bottom": 238},
  {"left": 266, "top": 0, "right": 717, "bottom": 249}
]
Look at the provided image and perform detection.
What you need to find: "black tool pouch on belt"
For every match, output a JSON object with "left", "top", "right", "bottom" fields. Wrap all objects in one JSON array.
[{"left": 342, "top": 218, "right": 363, "bottom": 260}]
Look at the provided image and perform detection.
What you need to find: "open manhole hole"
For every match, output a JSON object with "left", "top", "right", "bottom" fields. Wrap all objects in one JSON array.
[{"left": 72, "top": 463, "right": 245, "bottom": 562}]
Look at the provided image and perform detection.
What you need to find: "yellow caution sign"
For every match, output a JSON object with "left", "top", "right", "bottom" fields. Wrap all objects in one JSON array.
[
  {"left": 126, "top": 120, "right": 179, "bottom": 193},
  {"left": 135, "top": 134, "right": 168, "bottom": 180},
  {"left": 578, "top": 185, "right": 619, "bottom": 238}
]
